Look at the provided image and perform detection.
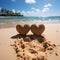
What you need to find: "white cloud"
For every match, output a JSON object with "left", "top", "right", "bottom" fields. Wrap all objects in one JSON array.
[
  {"left": 25, "top": 0, "right": 36, "bottom": 4},
  {"left": 21, "top": 3, "right": 52, "bottom": 16},
  {"left": 21, "top": 11, "right": 27, "bottom": 16},
  {"left": 21, "top": 8, "right": 41, "bottom": 16},
  {"left": 42, "top": 3, "right": 52, "bottom": 13},
  {"left": 0, "top": 8, "right": 1, "bottom": 12},
  {"left": 44, "top": 3, "right": 52, "bottom": 8},
  {"left": 31, "top": 7, "right": 40, "bottom": 13},
  {"left": 11, "top": 0, "right": 16, "bottom": 2},
  {"left": 12, "top": 9, "right": 15, "bottom": 13},
  {"left": 42, "top": 7, "right": 49, "bottom": 13},
  {"left": 0, "top": 8, "right": 1, "bottom": 10}
]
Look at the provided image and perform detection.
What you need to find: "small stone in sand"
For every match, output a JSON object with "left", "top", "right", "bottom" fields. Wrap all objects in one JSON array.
[
  {"left": 21, "top": 44, "right": 25, "bottom": 49},
  {"left": 47, "top": 46, "right": 53, "bottom": 50},
  {"left": 29, "top": 49, "right": 38, "bottom": 54},
  {"left": 55, "top": 53, "right": 58, "bottom": 56}
]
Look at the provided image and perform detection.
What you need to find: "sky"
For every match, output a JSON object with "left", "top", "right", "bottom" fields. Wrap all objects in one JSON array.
[{"left": 0, "top": 0, "right": 60, "bottom": 16}]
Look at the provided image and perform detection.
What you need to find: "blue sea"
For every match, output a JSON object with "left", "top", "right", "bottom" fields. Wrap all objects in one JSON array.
[{"left": 0, "top": 16, "right": 60, "bottom": 28}]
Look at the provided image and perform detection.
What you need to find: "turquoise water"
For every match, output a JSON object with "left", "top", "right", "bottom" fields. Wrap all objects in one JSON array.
[
  {"left": 0, "top": 16, "right": 60, "bottom": 28},
  {"left": 0, "top": 16, "right": 60, "bottom": 21}
]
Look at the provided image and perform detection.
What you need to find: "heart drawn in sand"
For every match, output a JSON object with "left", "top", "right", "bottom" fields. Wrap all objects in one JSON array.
[
  {"left": 31, "top": 24, "right": 45, "bottom": 35},
  {"left": 16, "top": 24, "right": 30, "bottom": 35}
]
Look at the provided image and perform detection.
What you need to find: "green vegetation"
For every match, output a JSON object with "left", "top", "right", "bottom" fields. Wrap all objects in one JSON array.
[{"left": 0, "top": 8, "right": 23, "bottom": 16}]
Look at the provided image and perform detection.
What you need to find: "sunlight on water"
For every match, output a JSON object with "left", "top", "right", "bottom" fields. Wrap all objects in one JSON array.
[{"left": 0, "top": 16, "right": 60, "bottom": 28}]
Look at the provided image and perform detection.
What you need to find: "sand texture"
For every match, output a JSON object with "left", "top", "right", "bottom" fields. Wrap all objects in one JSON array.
[{"left": 0, "top": 24, "right": 60, "bottom": 60}]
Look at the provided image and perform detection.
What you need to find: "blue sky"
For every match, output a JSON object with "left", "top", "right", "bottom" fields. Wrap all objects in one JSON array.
[{"left": 0, "top": 0, "right": 60, "bottom": 16}]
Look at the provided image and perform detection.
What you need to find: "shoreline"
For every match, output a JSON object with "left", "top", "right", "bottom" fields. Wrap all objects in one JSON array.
[
  {"left": 0, "top": 20, "right": 60, "bottom": 29},
  {"left": 0, "top": 16, "right": 23, "bottom": 18},
  {"left": 0, "top": 16, "right": 16, "bottom": 18}
]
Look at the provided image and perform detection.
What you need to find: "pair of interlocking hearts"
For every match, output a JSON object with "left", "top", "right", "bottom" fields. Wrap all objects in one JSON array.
[{"left": 16, "top": 24, "right": 45, "bottom": 35}]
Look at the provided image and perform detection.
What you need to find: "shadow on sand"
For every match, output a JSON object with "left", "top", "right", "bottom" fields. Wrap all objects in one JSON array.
[{"left": 11, "top": 34, "right": 45, "bottom": 43}]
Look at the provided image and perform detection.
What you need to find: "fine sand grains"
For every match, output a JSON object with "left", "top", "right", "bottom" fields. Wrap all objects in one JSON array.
[
  {"left": 11, "top": 24, "right": 59, "bottom": 60},
  {"left": 11, "top": 35, "right": 58, "bottom": 60}
]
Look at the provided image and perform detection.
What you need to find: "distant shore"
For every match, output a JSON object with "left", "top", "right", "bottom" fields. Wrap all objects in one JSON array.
[
  {"left": 0, "top": 16, "right": 8, "bottom": 18},
  {"left": 0, "top": 16, "right": 23, "bottom": 18}
]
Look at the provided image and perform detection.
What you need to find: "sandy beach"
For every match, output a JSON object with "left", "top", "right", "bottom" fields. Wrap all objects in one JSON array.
[{"left": 0, "top": 24, "right": 60, "bottom": 60}]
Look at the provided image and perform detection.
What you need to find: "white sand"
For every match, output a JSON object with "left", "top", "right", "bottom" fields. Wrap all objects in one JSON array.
[{"left": 0, "top": 24, "right": 60, "bottom": 60}]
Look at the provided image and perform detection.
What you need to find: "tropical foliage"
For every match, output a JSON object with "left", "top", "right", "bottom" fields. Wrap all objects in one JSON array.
[{"left": 0, "top": 8, "right": 23, "bottom": 16}]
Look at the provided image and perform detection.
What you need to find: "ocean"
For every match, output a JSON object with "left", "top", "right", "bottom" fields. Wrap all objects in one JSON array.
[{"left": 0, "top": 16, "right": 60, "bottom": 28}]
